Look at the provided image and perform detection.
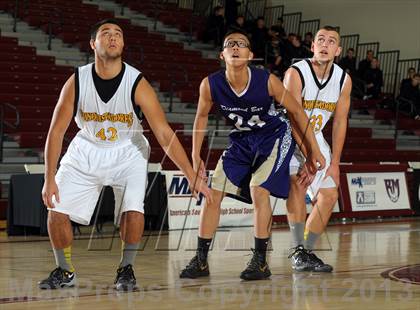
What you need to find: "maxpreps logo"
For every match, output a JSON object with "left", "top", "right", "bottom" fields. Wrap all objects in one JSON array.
[
  {"left": 168, "top": 174, "right": 206, "bottom": 205},
  {"left": 351, "top": 176, "right": 376, "bottom": 188},
  {"left": 384, "top": 179, "right": 400, "bottom": 203}
]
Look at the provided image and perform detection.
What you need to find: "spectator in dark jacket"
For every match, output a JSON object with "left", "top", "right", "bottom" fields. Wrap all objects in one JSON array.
[
  {"left": 358, "top": 49, "right": 374, "bottom": 79},
  {"left": 270, "top": 17, "right": 286, "bottom": 40},
  {"left": 400, "top": 67, "right": 416, "bottom": 91},
  {"left": 251, "top": 17, "right": 270, "bottom": 63},
  {"left": 203, "top": 6, "right": 226, "bottom": 47},
  {"left": 399, "top": 73, "right": 420, "bottom": 119},
  {"left": 339, "top": 48, "right": 357, "bottom": 77},
  {"left": 232, "top": 15, "right": 246, "bottom": 31},
  {"left": 363, "top": 58, "right": 383, "bottom": 99},
  {"left": 225, "top": 0, "right": 240, "bottom": 27}
]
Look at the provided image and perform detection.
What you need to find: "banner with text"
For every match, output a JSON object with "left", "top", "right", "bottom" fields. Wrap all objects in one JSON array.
[
  {"left": 346, "top": 172, "right": 411, "bottom": 211},
  {"left": 165, "top": 171, "right": 339, "bottom": 230}
]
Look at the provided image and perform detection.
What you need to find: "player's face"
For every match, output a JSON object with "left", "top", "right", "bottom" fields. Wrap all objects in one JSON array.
[
  {"left": 312, "top": 30, "right": 341, "bottom": 63},
  {"left": 91, "top": 23, "right": 124, "bottom": 59},
  {"left": 220, "top": 34, "right": 253, "bottom": 67}
]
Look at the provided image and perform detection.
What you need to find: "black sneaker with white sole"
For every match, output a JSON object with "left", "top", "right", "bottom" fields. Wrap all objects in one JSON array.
[
  {"left": 289, "top": 245, "right": 333, "bottom": 272},
  {"left": 38, "top": 267, "right": 76, "bottom": 289},
  {"left": 306, "top": 250, "right": 333, "bottom": 272},
  {"left": 115, "top": 264, "right": 137, "bottom": 291}
]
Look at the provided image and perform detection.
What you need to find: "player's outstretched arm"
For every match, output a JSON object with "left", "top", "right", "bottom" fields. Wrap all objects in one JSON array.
[
  {"left": 192, "top": 78, "right": 214, "bottom": 180},
  {"left": 282, "top": 68, "right": 308, "bottom": 157},
  {"left": 326, "top": 75, "right": 352, "bottom": 186},
  {"left": 269, "top": 72, "right": 325, "bottom": 174},
  {"left": 42, "top": 74, "right": 76, "bottom": 208},
  {"left": 135, "top": 77, "right": 212, "bottom": 201}
]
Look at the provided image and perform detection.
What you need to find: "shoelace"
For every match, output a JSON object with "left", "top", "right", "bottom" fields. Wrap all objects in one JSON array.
[
  {"left": 287, "top": 246, "right": 306, "bottom": 259},
  {"left": 186, "top": 255, "right": 202, "bottom": 269},
  {"left": 47, "top": 267, "right": 64, "bottom": 283},
  {"left": 245, "top": 249, "right": 263, "bottom": 270},
  {"left": 116, "top": 265, "right": 136, "bottom": 283}
]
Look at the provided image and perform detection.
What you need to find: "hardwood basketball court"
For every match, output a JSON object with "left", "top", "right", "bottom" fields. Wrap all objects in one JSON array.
[{"left": 0, "top": 219, "right": 419, "bottom": 309}]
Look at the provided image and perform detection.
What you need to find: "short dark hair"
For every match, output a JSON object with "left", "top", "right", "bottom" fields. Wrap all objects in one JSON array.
[
  {"left": 319, "top": 25, "right": 339, "bottom": 34},
  {"left": 367, "top": 49, "right": 374, "bottom": 54},
  {"left": 213, "top": 5, "right": 223, "bottom": 14},
  {"left": 90, "top": 19, "right": 123, "bottom": 40},
  {"left": 223, "top": 27, "right": 252, "bottom": 50},
  {"left": 315, "top": 26, "right": 340, "bottom": 44},
  {"left": 408, "top": 67, "right": 416, "bottom": 72},
  {"left": 347, "top": 48, "right": 355, "bottom": 52}
]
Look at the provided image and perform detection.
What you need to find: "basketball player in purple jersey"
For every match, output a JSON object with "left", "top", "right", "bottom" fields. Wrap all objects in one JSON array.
[{"left": 180, "top": 28, "right": 325, "bottom": 281}]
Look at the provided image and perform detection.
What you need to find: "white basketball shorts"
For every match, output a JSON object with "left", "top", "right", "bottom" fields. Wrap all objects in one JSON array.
[
  {"left": 290, "top": 133, "right": 336, "bottom": 201},
  {"left": 51, "top": 134, "right": 150, "bottom": 225}
]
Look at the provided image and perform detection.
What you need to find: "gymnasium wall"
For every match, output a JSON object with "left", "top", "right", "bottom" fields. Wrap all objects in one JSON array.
[{"left": 268, "top": 0, "right": 420, "bottom": 59}]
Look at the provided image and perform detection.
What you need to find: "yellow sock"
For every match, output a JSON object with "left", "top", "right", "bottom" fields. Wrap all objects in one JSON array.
[
  {"left": 63, "top": 246, "right": 75, "bottom": 272},
  {"left": 304, "top": 229, "right": 309, "bottom": 241}
]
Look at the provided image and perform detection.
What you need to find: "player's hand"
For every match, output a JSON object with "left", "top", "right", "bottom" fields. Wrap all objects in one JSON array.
[
  {"left": 188, "top": 175, "right": 213, "bottom": 205},
  {"left": 306, "top": 149, "right": 326, "bottom": 174},
  {"left": 324, "top": 162, "right": 340, "bottom": 186},
  {"left": 42, "top": 178, "right": 60, "bottom": 209},
  {"left": 297, "top": 162, "right": 315, "bottom": 187},
  {"left": 192, "top": 156, "right": 208, "bottom": 182}
]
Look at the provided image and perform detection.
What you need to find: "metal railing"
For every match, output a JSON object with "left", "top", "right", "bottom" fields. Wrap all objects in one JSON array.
[
  {"left": 298, "top": 19, "right": 319, "bottom": 38},
  {"left": 396, "top": 58, "right": 420, "bottom": 93},
  {"left": 241, "top": 0, "right": 267, "bottom": 21},
  {"left": 263, "top": 5, "right": 284, "bottom": 28},
  {"left": 356, "top": 42, "right": 380, "bottom": 65},
  {"left": 0, "top": 103, "right": 20, "bottom": 163},
  {"left": 339, "top": 34, "right": 360, "bottom": 60},
  {"left": 282, "top": 12, "right": 301, "bottom": 35},
  {"left": 377, "top": 50, "right": 400, "bottom": 95}
]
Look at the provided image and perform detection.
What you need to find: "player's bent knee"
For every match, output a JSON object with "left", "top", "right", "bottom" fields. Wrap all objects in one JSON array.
[
  {"left": 320, "top": 188, "right": 339, "bottom": 206},
  {"left": 250, "top": 186, "right": 270, "bottom": 206}
]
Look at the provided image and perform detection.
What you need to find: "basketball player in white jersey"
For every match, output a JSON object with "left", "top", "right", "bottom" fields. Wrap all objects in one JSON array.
[
  {"left": 38, "top": 19, "right": 211, "bottom": 291},
  {"left": 285, "top": 26, "right": 352, "bottom": 272}
]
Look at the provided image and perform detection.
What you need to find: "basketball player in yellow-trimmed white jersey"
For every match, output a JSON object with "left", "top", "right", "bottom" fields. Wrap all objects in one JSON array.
[
  {"left": 284, "top": 26, "right": 352, "bottom": 272},
  {"left": 39, "top": 19, "right": 211, "bottom": 291}
]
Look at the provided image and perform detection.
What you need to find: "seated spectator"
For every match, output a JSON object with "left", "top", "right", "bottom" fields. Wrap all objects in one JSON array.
[
  {"left": 203, "top": 6, "right": 226, "bottom": 47},
  {"left": 358, "top": 49, "right": 374, "bottom": 79},
  {"left": 302, "top": 32, "right": 313, "bottom": 57},
  {"left": 225, "top": 0, "right": 241, "bottom": 27},
  {"left": 339, "top": 48, "right": 357, "bottom": 77},
  {"left": 270, "top": 17, "right": 286, "bottom": 40},
  {"left": 400, "top": 67, "right": 416, "bottom": 91},
  {"left": 251, "top": 16, "right": 270, "bottom": 64},
  {"left": 266, "top": 37, "right": 286, "bottom": 77},
  {"left": 302, "top": 32, "right": 313, "bottom": 48},
  {"left": 232, "top": 15, "right": 246, "bottom": 31},
  {"left": 363, "top": 57, "right": 383, "bottom": 99},
  {"left": 399, "top": 73, "right": 420, "bottom": 119},
  {"left": 285, "top": 34, "right": 310, "bottom": 64}
]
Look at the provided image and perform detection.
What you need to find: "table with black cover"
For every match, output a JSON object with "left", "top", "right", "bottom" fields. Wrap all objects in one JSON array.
[{"left": 7, "top": 173, "right": 168, "bottom": 236}]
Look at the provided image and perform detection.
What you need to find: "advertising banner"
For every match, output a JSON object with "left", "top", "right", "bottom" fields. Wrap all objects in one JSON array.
[
  {"left": 346, "top": 172, "right": 411, "bottom": 211},
  {"left": 165, "top": 171, "right": 340, "bottom": 229}
]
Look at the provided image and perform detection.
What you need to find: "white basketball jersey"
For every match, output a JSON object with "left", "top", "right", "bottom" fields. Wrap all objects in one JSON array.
[
  {"left": 74, "top": 62, "right": 145, "bottom": 146},
  {"left": 291, "top": 59, "right": 348, "bottom": 137}
]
